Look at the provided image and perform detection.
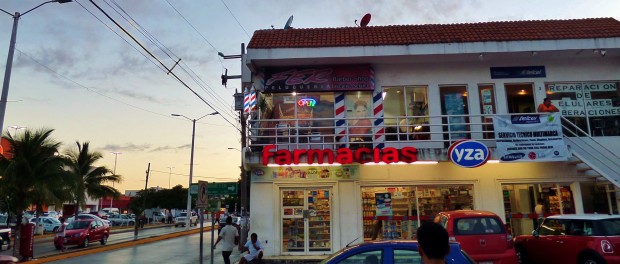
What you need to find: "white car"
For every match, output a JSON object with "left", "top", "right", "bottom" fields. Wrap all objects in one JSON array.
[
  {"left": 174, "top": 212, "right": 198, "bottom": 227},
  {"left": 29, "top": 217, "right": 62, "bottom": 233}
]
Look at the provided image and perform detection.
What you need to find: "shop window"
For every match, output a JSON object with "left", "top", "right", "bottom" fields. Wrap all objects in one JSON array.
[
  {"left": 546, "top": 81, "right": 620, "bottom": 137},
  {"left": 383, "top": 86, "right": 429, "bottom": 141},
  {"left": 478, "top": 84, "right": 496, "bottom": 139},
  {"left": 505, "top": 83, "right": 535, "bottom": 113},
  {"left": 345, "top": 92, "right": 373, "bottom": 149},
  {"left": 440, "top": 85, "right": 470, "bottom": 142}
]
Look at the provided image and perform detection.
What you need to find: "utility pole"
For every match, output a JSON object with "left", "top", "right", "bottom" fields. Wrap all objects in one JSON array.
[
  {"left": 135, "top": 162, "right": 150, "bottom": 240},
  {"left": 239, "top": 109, "right": 249, "bottom": 250}
]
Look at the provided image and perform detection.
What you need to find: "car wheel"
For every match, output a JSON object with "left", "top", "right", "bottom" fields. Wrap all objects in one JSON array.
[
  {"left": 580, "top": 253, "right": 606, "bottom": 264},
  {"left": 516, "top": 246, "right": 530, "bottom": 264},
  {"left": 100, "top": 235, "right": 108, "bottom": 245},
  {"left": 82, "top": 237, "right": 89, "bottom": 248}
]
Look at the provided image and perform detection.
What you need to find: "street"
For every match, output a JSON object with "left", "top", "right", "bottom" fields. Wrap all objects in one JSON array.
[
  {"left": 0, "top": 223, "right": 209, "bottom": 259},
  {"left": 47, "top": 230, "right": 244, "bottom": 264}
]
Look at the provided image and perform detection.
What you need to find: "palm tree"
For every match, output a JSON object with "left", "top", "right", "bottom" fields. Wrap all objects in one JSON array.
[
  {"left": 64, "top": 141, "right": 121, "bottom": 219},
  {"left": 0, "top": 128, "right": 68, "bottom": 259}
]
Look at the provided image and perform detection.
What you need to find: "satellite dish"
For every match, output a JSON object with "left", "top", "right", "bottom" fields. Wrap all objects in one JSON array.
[
  {"left": 284, "top": 15, "right": 294, "bottom": 29},
  {"left": 360, "top": 13, "right": 371, "bottom": 27}
]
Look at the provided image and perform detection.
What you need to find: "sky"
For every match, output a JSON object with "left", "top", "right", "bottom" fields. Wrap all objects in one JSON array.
[{"left": 1, "top": 0, "right": 619, "bottom": 193}]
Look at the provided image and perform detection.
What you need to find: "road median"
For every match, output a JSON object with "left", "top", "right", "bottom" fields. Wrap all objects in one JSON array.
[{"left": 25, "top": 226, "right": 213, "bottom": 264}]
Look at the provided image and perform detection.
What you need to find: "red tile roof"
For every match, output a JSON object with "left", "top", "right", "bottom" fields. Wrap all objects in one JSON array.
[{"left": 248, "top": 18, "right": 620, "bottom": 49}]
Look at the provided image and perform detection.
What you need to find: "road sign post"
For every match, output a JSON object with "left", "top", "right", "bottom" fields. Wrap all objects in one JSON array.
[{"left": 196, "top": 181, "right": 208, "bottom": 264}]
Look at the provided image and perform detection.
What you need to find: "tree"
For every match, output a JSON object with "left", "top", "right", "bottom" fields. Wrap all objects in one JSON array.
[
  {"left": 0, "top": 128, "right": 68, "bottom": 259},
  {"left": 64, "top": 141, "right": 121, "bottom": 218}
]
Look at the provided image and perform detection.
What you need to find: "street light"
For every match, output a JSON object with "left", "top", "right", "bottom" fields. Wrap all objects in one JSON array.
[
  {"left": 110, "top": 151, "right": 121, "bottom": 209},
  {"left": 7, "top": 125, "right": 25, "bottom": 135},
  {"left": 167, "top": 166, "right": 175, "bottom": 189},
  {"left": 0, "top": 0, "right": 72, "bottom": 137},
  {"left": 227, "top": 147, "right": 240, "bottom": 151},
  {"left": 171, "top": 111, "right": 219, "bottom": 228}
]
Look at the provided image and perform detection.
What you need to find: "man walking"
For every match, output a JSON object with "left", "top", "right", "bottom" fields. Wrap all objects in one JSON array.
[{"left": 213, "top": 216, "right": 239, "bottom": 264}]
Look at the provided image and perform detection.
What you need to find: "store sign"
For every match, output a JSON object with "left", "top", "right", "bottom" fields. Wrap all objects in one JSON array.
[
  {"left": 448, "top": 140, "right": 490, "bottom": 168},
  {"left": 490, "top": 66, "right": 546, "bottom": 79},
  {"left": 263, "top": 65, "right": 374, "bottom": 93},
  {"left": 251, "top": 166, "right": 359, "bottom": 180},
  {"left": 262, "top": 145, "right": 418, "bottom": 165},
  {"left": 297, "top": 98, "right": 317, "bottom": 107},
  {"left": 493, "top": 113, "right": 569, "bottom": 162},
  {"left": 547, "top": 82, "right": 620, "bottom": 117}
]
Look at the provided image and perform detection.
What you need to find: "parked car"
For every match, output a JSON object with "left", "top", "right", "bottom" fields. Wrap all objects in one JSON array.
[
  {"left": 514, "top": 214, "right": 620, "bottom": 264},
  {"left": 29, "top": 217, "right": 62, "bottom": 233},
  {"left": 434, "top": 210, "right": 518, "bottom": 264},
  {"left": 107, "top": 214, "right": 135, "bottom": 226},
  {"left": 174, "top": 212, "right": 198, "bottom": 227},
  {"left": 319, "top": 240, "right": 475, "bottom": 264},
  {"left": 42, "top": 211, "right": 60, "bottom": 219},
  {"left": 54, "top": 219, "right": 109, "bottom": 249},
  {"left": 67, "top": 214, "right": 111, "bottom": 226},
  {"left": 218, "top": 216, "right": 241, "bottom": 234},
  {"left": 0, "top": 227, "right": 10, "bottom": 250}
]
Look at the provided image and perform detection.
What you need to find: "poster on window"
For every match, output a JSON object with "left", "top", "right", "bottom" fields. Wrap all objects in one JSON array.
[
  {"left": 345, "top": 93, "right": 373, "bottom": 144},
  {"left": 375, "top": 193, "right": 393, "bottom": 216},
  {"left": 493, "top": 113, "right": 569, "bottom": 162},
  {"left": 444, "top": 93, "right": 468, "bottom": 139}
]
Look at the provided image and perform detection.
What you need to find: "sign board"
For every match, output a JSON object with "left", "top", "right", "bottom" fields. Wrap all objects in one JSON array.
[
  {"left": 493, "top": 113, "right": 569, "bottom": 162},
  {"left": 490, "top": 66, "right": 546, "bottom": 79},
  {"left": 190, "top": 183, "right": 199, "bottom": 195},
  {"left": 207, "top": 200, "right": 220, "bottom": 212},
  {"left": 208, "top": 182, "right": 238, "bottom": 195},
  {"left": 263, "top": 65, "right": 374, "bottom": 93},
  {"left": 448, "top": 140, "right": 490, "bottom": 168},
  {"left": 196, "top": 181, "right": 208, "bottom": 208}
]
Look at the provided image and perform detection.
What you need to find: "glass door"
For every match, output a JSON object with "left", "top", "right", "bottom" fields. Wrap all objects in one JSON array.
[{"left": 281, "top": 189, "right": 332, "bottom": 254}]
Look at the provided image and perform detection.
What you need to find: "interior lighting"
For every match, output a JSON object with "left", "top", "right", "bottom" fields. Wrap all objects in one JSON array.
[{"left": 487, "top": 160, "right": 500, "bottom": 163}]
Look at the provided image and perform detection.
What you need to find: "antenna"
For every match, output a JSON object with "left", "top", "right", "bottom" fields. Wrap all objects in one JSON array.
[
  {"left": 360, "top": 13, "right": 371, "bottom": 27},
  {"left": 284, "top": 15, "right": 294, "bottom": 29}
]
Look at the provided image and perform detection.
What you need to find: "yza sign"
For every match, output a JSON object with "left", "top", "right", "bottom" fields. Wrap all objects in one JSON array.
[{"left": 448, "top": 140, "right": 490, "bottom": 168}]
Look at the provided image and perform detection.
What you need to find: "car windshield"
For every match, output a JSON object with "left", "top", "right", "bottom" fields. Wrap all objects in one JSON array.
[
  {"left": 454, "top": 217, "right": 504, "bottom": 235},
  {"left": 67, "top": 221, "right": 91, "bottom": 230},
  {"left": 179, "top": 213, "right": 187, "bottom": 217},
  {"left": 0, "top": 215, "right": 7, "bottom": 223}
]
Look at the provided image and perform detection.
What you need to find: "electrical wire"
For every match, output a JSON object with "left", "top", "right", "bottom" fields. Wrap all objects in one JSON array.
[
  {"left": 150, "top": 169, "right": 238, "bottom": 181},
  {"left": 86, "top": 0, "right": 241, "bottom": 132},
  {"left": 219, "top": 0, "right": 251, "bottom": 39}
]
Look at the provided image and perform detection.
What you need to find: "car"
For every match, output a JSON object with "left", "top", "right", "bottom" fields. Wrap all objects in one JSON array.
[
  {"left": 434, "top": 210, "right": 518, "bottom": 264},
  {"left": 107, "top": 214, "right": 135, "bottom": 226},
  {"left": 29, "top": 217, "right": 62, "bottom": 233},
  {"left": 218, "top": 216, "right": 242, "bottom": 234},
  {"left": 514, "top": 214, "right": 620, "bottom": 264},
  {"left": 42, "top": 211, "right": 60, "bottom": 219},
  {"left": 68, "top": 213, "right": 111, "bottom": 226},
  {"left": 0, "top": 227, "right": 10, "bottom": 250},
  {"left": 174, "top": 212, "right": 198, "bottom": 227},
  {"left": 319, "top": 240, "right": 474, "bottom": 264},
  {"left": 54, "top": 219, "right": 110, "bottom": 249}
]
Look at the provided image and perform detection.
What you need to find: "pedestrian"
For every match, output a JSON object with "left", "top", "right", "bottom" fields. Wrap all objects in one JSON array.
[
  {"left": 535, "top": 198, "right": 545, "bottom": 227},
  {"left": 139, "top": 213, "right": 146, "bottom": 228},
  {"left": 239, "top": 233, "right": 264, "bottom": 264},
  {"left": 56, "top": 217, "right": 66, "bottom": 252},
  {"left": 537, "top": 97, "right": 559, "bottom": 113},
  {"left": 416, "top": 222, "right": 450, "bottom": 264},
  {"left": 213, "top": 216, "right": 239, "bottom": 264},
  {"left": 166, "top": 210, "right": 173, "bottom": 224}
]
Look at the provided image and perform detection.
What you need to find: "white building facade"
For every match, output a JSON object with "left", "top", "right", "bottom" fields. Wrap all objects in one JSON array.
[{"left": 241, "top": 18, "right": 620, "bottom": 257}]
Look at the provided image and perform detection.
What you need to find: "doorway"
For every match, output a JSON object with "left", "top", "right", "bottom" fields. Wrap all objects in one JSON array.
[
  {"left": 281, "top": 189, "right": 332, "bottom": 254},
  {"left": 505, "top": 84, "right": 535, "bottom": 113}
]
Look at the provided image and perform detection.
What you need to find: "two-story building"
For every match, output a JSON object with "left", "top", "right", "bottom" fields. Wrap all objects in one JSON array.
[{"left": 240, "top": 18, "right": 620, "bottom": 257}]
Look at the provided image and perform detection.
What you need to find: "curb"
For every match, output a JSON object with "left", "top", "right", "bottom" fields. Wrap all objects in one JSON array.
[{"left": 24, "top": 226, "right": 213, "bottom": 264}]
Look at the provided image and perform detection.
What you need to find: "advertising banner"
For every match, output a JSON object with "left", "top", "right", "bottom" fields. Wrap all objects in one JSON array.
[
  {"left": 263, "top": 65, "right": 374, "bottom": 93},
  {"left": 493, "top": 113, "right": 569, "bottom": 162},
  {"left": 251, "top": 166, "right": 359, "bottom": 181},
  {"left": 375, "top": 193, "right": 393, "bottom": 216},
  {"left": 20, "top": 223, "right": 35, "bottom": 259}
]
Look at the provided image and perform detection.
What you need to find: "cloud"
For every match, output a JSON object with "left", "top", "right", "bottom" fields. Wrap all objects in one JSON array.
[
  {"left": 149, "top": 144, "right": 191, "bottom": 152},
  {"left": 99, "top": 143, "right": 151, "bottom": 152}
]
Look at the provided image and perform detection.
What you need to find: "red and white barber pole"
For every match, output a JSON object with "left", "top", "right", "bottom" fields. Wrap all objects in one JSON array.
[{"left": 243, "top": 87, "right": 250, "bottom": 114}]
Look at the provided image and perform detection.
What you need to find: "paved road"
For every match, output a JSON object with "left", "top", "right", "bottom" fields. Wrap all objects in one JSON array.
[
  {"left": 0, "top": 222, "right": 214, "bottom": 259},
  {"left": 48, "top": 230, "right": 245, "bottom": 264}
]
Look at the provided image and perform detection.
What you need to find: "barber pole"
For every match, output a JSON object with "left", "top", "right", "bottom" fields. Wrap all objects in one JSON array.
[
  {"left": 243, "top": 87, "right": 250, "bottom": 114},
  {"left": 249, "top": 86, "right": 257, "bottom": 111},
  {"left": 371, "top": 68, "right": 385, "bottom": 149},
  {"left": 334, "top": 92, "right": 346, "bottom": 148}
]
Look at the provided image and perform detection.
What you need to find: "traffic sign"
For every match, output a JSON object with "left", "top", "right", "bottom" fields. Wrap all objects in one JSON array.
[
  {"left": 197, "top": 181, "right": 208, "bottom": 208},
  {"left": 208, "top": 182, "right": 238, "bottom": 195},
  {"left": 190, "top": 183, "right": 199, "bottom": 195}
]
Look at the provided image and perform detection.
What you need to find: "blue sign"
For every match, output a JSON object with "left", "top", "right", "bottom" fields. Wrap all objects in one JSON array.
[
  {"left": 448, "top": 140, "right": 490, "bottom": 168},
  {"left": 510, "top": 115, "right": 541, "bottom": 124},
  {"left": 490, "top": 66, "right": 546, "bottom": 79}
]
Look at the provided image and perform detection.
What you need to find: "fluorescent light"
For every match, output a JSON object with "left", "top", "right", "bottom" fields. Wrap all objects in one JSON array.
[
  {"left": 267, "top": 163, "right": 342, "bottom": 167},
  {"left": 363, "top": 161, "right": 438, "bottom": 165},
  {"left": 487, "top": 160, "right": 500, "bottom": 163}
]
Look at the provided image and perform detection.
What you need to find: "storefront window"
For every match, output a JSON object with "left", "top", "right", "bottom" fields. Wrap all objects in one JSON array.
[
  {"left": 345, "top": 92, "right": 373, "bottom": 149},
  {"left": 383, "top": 86, "right": 429, "bottom": 141},
  {"left": 546, "top": 81, "right": 620, "bottom": 137},
  {"left": 361, "top": 185, "right": 473, "bottom": 241},
  {"left": 440, "top": 85, "right": 470, "bottom": 142},
  {"left": 505, "top": 83, "right": 535, "bottom": 113},
  {"left": 281, "top": 189, "right": 332, "bottom": 254}
]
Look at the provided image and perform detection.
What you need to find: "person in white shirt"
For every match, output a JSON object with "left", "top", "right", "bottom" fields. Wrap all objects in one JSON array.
[
  {"left": 239, "top": 233, "right": 263, "bottom": 264},
  {"left": 213, "top": 216, "right": 239, "bottom": 264}
]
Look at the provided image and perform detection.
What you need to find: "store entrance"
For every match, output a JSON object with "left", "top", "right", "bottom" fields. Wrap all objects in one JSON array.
[{"left": 281, "top": 189, "right": 332, "bottom": 254}]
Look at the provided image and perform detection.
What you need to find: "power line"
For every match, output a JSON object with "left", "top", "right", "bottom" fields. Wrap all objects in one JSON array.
[
  {"left": 100, "top": 0, "right": 237, "bottom": 122},
  {"left": 150, "top": 169, "right": 238, "bottom": 181},
  {"left": 86, "top": 0, "right": 241, "bottom": 132},
  {"left": 219, "top": 0, "right": 251, "bottom": 39}
]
